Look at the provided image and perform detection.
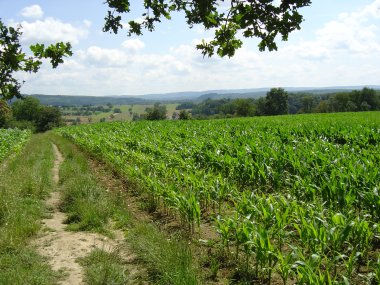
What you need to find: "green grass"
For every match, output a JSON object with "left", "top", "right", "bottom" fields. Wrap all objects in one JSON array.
[
  {"left": 127, "top": 223, "right": 199, "bottom": 285},
  {"left": 0, "top": 249, "right": 58, "bottom": 285},
  {"left": 63, "top": 103, "right": 179, "bottom": 124},
  {"left": 79, "top": 248, "right": 129, "bottom": 285},
  {"left": 0, "top": 133, "right": 57, "bottom": 284},
  {"left": 50, "top": 133, "right": 131, "bottom": 235}
]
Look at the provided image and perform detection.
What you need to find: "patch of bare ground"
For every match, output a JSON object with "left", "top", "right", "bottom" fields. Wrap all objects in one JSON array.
[{"left": 34, "top": 144, "right": 147, "bottom": 285}]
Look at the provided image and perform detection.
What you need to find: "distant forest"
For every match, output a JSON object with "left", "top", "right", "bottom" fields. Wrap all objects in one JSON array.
[
  {"left": 22, "top": 87, "right": 380, "bottom": 122},
  {"left": 178, "top": 87, "right": 380, "bottom": 118}
]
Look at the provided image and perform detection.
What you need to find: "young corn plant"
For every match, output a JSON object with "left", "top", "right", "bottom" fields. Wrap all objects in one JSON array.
[
  {"left": 173, "top": 192, "right": 201, "bottom": 234},
  {"left": 215, "top": 215, "right": 234, "bottom": 256},
  {"left": 293, "top": 210, "right": 328, "bottom": 254},
  {"left": 375, "top": 255, "right": 380, "bottom": 284},
  {"left": 292, "top": 253, "right": 329, "bottom": 285},
  {"left": 273, "top": 196, "right": 294, "bottom": 250},
  {"left": 255, "top": 226, "right": 278, "bottom": 284},
  {"left": 327, "top": 212, "right": 353, "bottom": 256},
  {"left": 276, "top": 250, "right": 295, "bottom": 285},
  {"left": 343, "top": 250, "right": 361, "bottom": 282},
  {"left": 235, "top": 218, "right": 255, "bottom": 276},
  {"left": 351, "top": 217, "right": 373, "bottom": 264},
  {"left": 209, "top": 176, "right": 233, "bottom": 215}
]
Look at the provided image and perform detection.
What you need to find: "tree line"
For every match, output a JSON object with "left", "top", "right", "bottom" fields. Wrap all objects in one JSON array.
[
  {"left": 60, "top": 103, "right": 121, "bottom": 116},
  {"left": 0, "top": 97, "right": 63, "bottom": 132},
  {"left": 177, "top": 87, "right": 379, "bottom": 119}
]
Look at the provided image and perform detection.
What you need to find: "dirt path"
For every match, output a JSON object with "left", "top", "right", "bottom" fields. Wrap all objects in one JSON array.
[{"left": 34, "top": 144, "right": 142, "bottom": 285}]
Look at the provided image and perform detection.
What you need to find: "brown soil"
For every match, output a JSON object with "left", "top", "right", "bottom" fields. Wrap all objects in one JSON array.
[{"left": 33, "top": 144, "right": 147, "bottom": 285}]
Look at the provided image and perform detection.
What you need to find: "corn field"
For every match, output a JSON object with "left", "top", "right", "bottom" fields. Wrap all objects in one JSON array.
[
  {"left": 57, "top": 112, "right": 380, "bottom": 284},
  {"left": 0, "top": 129, "right": 31, "bottom": 162}
]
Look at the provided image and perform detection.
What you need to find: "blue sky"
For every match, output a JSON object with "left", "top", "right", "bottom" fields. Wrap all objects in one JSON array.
[{"left": 1, "top": 0, "right": 379, "bottom": 95}]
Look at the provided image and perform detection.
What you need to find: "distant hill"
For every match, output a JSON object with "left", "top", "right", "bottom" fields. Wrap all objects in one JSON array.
[
  {"left": 27, "top": 94, "right": 148, "bottom": 106},
  {"left": 140, "top": 86, "right": 380, "bottom": 101},
  {"left": 197, "top": 91, "right": 267, "bottom": 101},
  {"left": 26, "top": 85, "right": 380, "bottom": 106}
]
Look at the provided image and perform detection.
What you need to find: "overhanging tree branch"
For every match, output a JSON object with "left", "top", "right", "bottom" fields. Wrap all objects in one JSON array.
[
  {"left": 103, "top": 0, "right": 311, "bottom": 57},
  {"left": 0, "top": 19, "right": 72, "bottom": 100}
]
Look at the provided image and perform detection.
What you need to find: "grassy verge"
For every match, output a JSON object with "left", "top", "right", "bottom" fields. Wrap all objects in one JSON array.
[
  {"left": 51, "top": 133, "right": 201, "bottom": 284},
  {"left": 127, "top": 223, "right": 199, "bottom": 285},
  {"left": 51, "top": 133, "right": 131, "bottom": 235},
  {"left": 0, "top": 133, "right": 57, "bottom": 284},
  {"left": 78, "top": 248, "right": 129, "bottom": 285}
]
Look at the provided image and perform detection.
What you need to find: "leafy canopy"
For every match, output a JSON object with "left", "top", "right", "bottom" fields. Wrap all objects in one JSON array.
[
  {"left": 265, "top": 87, "right": 288, "bottom": 115},
  {"left": 0, "top": 99, "right": 11, "bottom": 127},
  {"left": 145, "top": 103, "right": 167, "bottom": 120},
  {"left": 0, "top": 19, "right": 72, "bottom": 100},
  {"left": 104, "top": 0, "right": 311, "bottom": 57},
  {"left": 11, "top": 96, "right": 63, "bottom": 132}
]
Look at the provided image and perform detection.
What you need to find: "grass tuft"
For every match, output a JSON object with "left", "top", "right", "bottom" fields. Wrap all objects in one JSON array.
[
  {"left": 0, "top": 248, "right": 58, "bottom": 285},
  {"left": 128, "top": 223, "right": 199, "bottom": 285},
  {"left": 79, "top": 248, "right": 129, "bottom": 285}
]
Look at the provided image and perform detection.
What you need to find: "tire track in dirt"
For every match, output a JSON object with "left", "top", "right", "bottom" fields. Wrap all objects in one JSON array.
[{"left": 34, "top": 143, "right": 146, "bottom": 285}]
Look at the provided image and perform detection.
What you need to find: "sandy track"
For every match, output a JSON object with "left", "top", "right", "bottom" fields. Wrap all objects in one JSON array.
[{"left": 34, "top": 144, "right": 143, "bottom": 285}]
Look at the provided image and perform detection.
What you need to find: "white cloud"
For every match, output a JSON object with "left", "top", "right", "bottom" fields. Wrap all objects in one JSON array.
[
  {"left": 284, "top": 0, "right": 380, "bottom": 61},
  {"left": 78, "top": 46, "right": 131, "bottom": 67},
  {"left": 353, "top": 0, "right": 380, "bottom": 19},
  {"left": 83, "top": 20, "right": 92, "bottom": 28},
  {"left": 20, "top": 4, "right": 43, "bottom": 19},
  {"left": 122, "top": 39, "right": 145, "bottom": 52},
  {"left": 16, "top": 17, "right": 88, "bottom": 45}
]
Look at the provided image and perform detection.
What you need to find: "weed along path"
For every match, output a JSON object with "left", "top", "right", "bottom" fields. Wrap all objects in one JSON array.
[{"left": 34, "top": 142, "right": 144, "bottom": 285}]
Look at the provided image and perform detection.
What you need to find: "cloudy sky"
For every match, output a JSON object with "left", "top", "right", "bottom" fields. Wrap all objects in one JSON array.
[{"left": 1, "top": 0, "right": 380, "bottom": 96}]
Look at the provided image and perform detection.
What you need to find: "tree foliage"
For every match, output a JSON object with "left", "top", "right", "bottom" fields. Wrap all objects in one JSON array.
[
  {"left": 35, "top": 106, "right": 63, "bottom": 132},
  {"left": 104, "top": 0, "right": 311, "bottom": 57},
  {"left": 327, "top": 88, "right": 379, "bottom": 113},
  {"left": 179, "top": 109, "right": 191, "bottom": 120},
  {"left": 264, "top": 87, "right": 289, "bottom": 115},
  {"left": 145, "top": 103, "right": 167, "bottom": 120},
  {"left": 10, "top": 97, "right": 63, "bottom": 132},
  {"left": 12, "top": 96, "right": 41, "bottom": 122},
  {"left": 187, "top": 88, "right": 380, "bottom": 119},
  {"left": 0, "top": 19, "right": 72, "bottom": 100},
  {"left": 0, "top": 99, "right": 11, "bottom": 127}
]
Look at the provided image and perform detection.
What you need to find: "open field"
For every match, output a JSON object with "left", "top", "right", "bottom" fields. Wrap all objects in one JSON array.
[
  {"left": 61, "top": 103, "right": 179, "bottom": 124},
  {"left": 57, "top": 111, "right": 380, "bottom": 284}
]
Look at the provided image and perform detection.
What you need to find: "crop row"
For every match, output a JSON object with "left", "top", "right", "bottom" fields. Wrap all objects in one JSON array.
[
  {"left": 57, "top": 112, "right": 380, "bottom": 284},
  {"left": 0, "top": 129, "right": 31, "bottom": 162}
]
